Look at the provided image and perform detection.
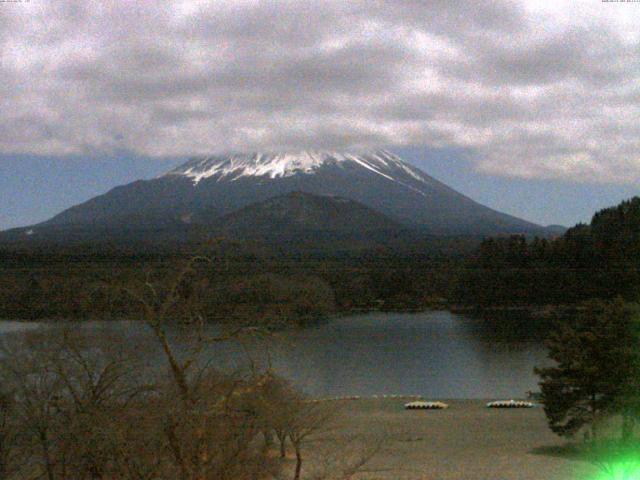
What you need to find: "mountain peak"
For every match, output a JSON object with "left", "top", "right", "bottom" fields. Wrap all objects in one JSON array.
[
  {"left": 12, "top": 149, "right": 551, "bottom": 240},
  {"left": 165, "top": 149, "right": 411, "bottom": 185}
]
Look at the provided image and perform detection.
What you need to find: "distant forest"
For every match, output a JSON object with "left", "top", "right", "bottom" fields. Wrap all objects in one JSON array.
[
  {"left": 0, "top": 250, "right": 458, "bottom": 323},
  {"left": 455, "top": 197, "right": 640, "bottom": 306},
  {"left": 2, "top": 197, "right": 640, "bottom": 322}
]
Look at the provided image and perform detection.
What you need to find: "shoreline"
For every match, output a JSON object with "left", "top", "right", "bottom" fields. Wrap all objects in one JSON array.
[
  {"left": 309, "top": 394, "right": 536, "bottom": 402},
  {"left": 0, "top": 302, "right": 580, "bottom": 324},
  {"left": 302, "top": 398, "right": 595, "bottom": 480}
]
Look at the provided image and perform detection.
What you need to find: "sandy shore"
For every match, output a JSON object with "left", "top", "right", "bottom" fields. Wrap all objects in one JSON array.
[{"left": 299, "top": 398, "right": 597, "bottom": 480}]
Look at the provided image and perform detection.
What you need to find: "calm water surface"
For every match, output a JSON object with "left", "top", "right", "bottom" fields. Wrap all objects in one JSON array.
[{"left": 0, "top": 311, "right": 550, "bottom": 399}]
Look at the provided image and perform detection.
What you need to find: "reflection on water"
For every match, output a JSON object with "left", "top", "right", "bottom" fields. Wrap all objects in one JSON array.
[
  {"left": 260, "top": 311, "right": 550, "bottom": 399},
  {"left": 0, "top": 311, "right": 550, "bottom": 399}
]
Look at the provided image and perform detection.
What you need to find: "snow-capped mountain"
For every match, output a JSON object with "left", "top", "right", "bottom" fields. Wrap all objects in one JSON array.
[
  {"left": 166, "top": 150, "right": 427, "bottom": 186},
  {"left": 6, "top": 149, "right": 553, "bottom": 241}
]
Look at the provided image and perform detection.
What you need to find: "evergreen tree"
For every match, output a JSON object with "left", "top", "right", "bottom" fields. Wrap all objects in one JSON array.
[{"left": 535, "top": 299, "right": 640, "bottom": 440}]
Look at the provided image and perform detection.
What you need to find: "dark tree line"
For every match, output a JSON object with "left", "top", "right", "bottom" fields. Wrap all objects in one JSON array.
[
  {"left": 6, "top": 196, "right": 640, "bottom": 319},
  {"left": 0, "top": 250, "right": 459, "bottom": 322},
  {"left": 455, "top": 197, "right": 640, "bottom": 306}
]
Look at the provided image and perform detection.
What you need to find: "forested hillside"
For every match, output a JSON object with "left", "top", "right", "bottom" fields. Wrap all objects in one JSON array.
[
  {"left": 0, "top": 247, "right": 459, "bottom": 322},
  {"left": 4, "top": 197, "right": 640, "bottom": 321},
  {"left": 455, "top": 197, "right": 640, "bottom": 306}
]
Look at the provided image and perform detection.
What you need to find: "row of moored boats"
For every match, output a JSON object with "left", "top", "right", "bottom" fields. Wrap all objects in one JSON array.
[{"left": 404, "top": 399, "right": 535, "bottom": 410}]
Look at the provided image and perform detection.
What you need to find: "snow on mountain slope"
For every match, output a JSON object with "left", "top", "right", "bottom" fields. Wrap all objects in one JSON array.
[
  {"left": 10, "top": 149, "right": 553, "bottom": 238},
  {"left": 165, "top": 150, "right": 420, "bottom": 186}
]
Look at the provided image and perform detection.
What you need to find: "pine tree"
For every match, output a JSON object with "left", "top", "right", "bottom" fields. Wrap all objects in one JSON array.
[{"left": 535, "top": 298, "right": 640, "bottom": 440}]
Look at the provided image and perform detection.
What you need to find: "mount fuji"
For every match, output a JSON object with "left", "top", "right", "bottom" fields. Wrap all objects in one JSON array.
[{"left": 2, "top": 150, "right": 557, "bottom": 244}]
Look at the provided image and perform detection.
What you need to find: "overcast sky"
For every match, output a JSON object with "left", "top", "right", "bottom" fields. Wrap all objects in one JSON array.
[{"left": 1, "top": 0, "right": 639, "bottom": 229}]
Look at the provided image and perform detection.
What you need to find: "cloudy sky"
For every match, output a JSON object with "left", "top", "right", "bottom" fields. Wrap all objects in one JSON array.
[{"left": 1, "top": 0, "right": 639, "bottom": 229}]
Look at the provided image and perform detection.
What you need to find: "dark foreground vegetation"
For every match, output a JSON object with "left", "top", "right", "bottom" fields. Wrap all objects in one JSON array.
[
  {"left": 0, "top": 263, "right": 382, "bottom": 480},
  {"left": 0, "top": 276, "right": 638, "bottom": 479},
  {"left": 534, "top": 297, "right": 640, "bottom": 478}
]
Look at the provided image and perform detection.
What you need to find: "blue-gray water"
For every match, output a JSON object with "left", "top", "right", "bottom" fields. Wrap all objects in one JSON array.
[{"left": 0, "top": 311, "right": 549, "bottom": 399}]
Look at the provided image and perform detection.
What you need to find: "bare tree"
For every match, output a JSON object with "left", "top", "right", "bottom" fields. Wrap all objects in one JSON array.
[
  {"left": 306, "top": 432, "right": 387, "bottom": 480},
  {"left": 1, "top": 331, "right": 67, "bottom": 480},
  {"left": 0, "top": 257, "right": 381, "bottom": 480},
  {"left": 285, "top": 400, "right": 337, "bottom": 480},
  {"left": 0, "top": 326, "right": 153, "bottom": 480},
  {"left": 120, "top": 257, "right": 274, "bottom": 480},
  {"left": 0, "top": 389, "right": 20, "bottom": 480},
  {"left": 252, "top": 372, "right": 298, "bottom": 459}
]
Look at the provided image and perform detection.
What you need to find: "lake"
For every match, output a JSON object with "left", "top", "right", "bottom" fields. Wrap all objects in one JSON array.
[{"left": 0, "top": 310, "right": 550, "bottom": 399}]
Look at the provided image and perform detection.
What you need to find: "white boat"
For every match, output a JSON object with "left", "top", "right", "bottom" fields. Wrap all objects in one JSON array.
[
  {"left": 486, "top": 399, "right": 534, "bottom": 408},
  {"left": 404, "top": 401, "right": 449, "bottom": 410}
]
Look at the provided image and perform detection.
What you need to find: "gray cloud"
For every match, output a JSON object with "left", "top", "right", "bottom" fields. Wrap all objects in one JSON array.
[
  {"left": 0, "top": 0, "right": 638, "bottom": 182},
  {"left": 447, "top": 25, "right": 634, "bottom": 88}
]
